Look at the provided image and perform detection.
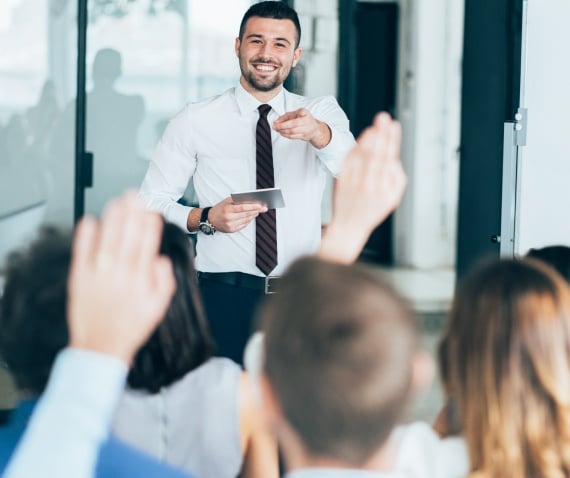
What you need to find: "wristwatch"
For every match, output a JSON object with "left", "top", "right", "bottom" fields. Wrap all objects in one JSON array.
[{"left": 198, "top": 207, "right": 216, "bottom": 235}]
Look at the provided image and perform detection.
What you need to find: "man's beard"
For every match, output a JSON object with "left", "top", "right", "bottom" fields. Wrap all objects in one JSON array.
[
  {"left": 242, "top": 70, "right": 284, "bottom": 92},
  {"left": 239, "top": 56, "right": 292, "bottom": 92}
]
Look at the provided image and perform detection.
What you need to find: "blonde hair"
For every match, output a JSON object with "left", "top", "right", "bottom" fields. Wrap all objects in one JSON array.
[{"left": 440, "top": 258, "right": 570, "bottom": 478}]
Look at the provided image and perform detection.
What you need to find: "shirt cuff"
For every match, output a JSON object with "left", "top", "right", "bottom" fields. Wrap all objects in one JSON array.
[
  {"left": 37, "top": 347, "right": 128, "bottom": 443},
  {"left": 314, "top": 128, "right": 352, "bottom": 176},
  {"left": 54, "top": 347, "right": 128, "bottom": 414},
  {"left": 167, "top": 203, "right": 194, "bottom": 233}
]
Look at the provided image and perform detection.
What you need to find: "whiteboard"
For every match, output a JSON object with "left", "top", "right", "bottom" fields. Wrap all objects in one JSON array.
[{"left": 514, "top": 0, "right": 570, "bottom": 254}]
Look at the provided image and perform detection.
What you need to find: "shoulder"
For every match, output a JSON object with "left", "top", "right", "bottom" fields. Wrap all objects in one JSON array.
[
  {"left": 98, "top": 436, "right": 189, "bottom": 478},
  {"left": 285, "top": 90, "right": 340, "bottom": 109},
  {"left": 391, "top": 422, "right": 469, "bottom": 477},
  {"left": 179, "top": 88, "right": 236, "bottom": 115},
  {"left": 175, "top": 357, "right": 241, "bottom": 391},
  {"left": 284, "top": 90, "right": 345, "bottom": 121},
  {"left": 160, "top": 88, "right": 237, "bottom": 139}
]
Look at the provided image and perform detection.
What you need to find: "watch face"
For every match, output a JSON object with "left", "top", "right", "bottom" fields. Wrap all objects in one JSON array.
[{"left": 199, "top": 222, "right": 214, "bottom": 235}]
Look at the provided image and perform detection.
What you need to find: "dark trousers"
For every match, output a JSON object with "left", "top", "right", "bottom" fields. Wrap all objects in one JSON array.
[{"left": 199, "top": 279, "right": 264, "bottom": 366}]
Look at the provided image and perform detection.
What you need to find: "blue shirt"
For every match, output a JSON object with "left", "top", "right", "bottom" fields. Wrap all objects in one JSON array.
[
  {"left": 2, "top": 349, "right": 191, "bottom": 478},
  {"left": 0, "top": 399, "right": 190, "bottom": 478}
]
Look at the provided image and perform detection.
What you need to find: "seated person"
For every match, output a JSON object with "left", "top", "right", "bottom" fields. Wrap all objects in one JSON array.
[
  {"left": 438, "top": 257, "right": 570, "bottom": 477},
  {"left": 112, "top": 221, "right": 277, "bottom": 478},
  {"left": 0, "top": 227, "right": 190, "bottom": 478},
  {"left": 1, "top": 193, "right": 186, "bottom": 478},
  {"left": 0, "top": 224, "right": 276, "bottom": 478},
  {"left": 254, "top": 256, "right": 464, "bottom": 478}
]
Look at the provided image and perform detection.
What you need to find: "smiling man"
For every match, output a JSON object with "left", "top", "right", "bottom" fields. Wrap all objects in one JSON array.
[{"left": 140, "top": 1, "right": 355, "bottom": 364}]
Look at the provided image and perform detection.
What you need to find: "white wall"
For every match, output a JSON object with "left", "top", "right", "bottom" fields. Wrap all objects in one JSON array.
[
  {"left": 295, "top": 0, "right": 339, "bottom": 98},
  {"left": 294, "top": 0, "right": 339, "bottom": 224},
  {"left": 393, "top": 0, "right": 464, "bottom": 268},
  {"left": 514, "top": 0, "right": 570, "bottom": 253}
]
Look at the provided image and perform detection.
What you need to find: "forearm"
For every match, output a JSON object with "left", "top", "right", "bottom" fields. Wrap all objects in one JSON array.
[
  {"left": 186, "top": 207, "right": 203, "bottom": 232},
  {"left": 317, "top": 221, "right": 371, "bottom": 265}
]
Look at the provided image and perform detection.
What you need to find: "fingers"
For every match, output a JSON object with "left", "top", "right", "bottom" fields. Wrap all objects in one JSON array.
[
  {"left": 66, "top": 190, "right": 176, "bottom": 364},
  {"left": 149, "top": 256, "right": 176, "bottom": 316},
  {"left": 96, "top": 190, "right": 139, "bottom": 266},
  {"left": 230, "top": 202, "right": 268, "bottom": 213},
  {"left": 135, "top": 213, "right": 164, "bottom": 279},
  {"left": 226, "top": 210, "right": 263, "bottom": 230},
  {"left": 210, "top": 196, "right": 267, "bottom": 233},
  {"left": 274, "top": 109, "right": 303, "bottom": 125},
  {"left": 386, "top": 118, "right": 402, "bottom": 164},
  {"left": 273, "top": 108, "right": 312, "bottom": 133}
]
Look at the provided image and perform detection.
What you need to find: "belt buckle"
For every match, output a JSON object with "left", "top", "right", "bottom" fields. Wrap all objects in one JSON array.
[{"left": 264, "top": 276, "right": 279, "bottom": 294}]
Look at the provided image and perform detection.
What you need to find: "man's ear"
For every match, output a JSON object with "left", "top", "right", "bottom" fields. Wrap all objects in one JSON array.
[
  {"left": 292, "top": 47, "right": 302, "bottom": 68},
  {"left": 235, "top": 37, "right": 241, "bottom": 58},
  {"left": 411, "top": 350, "right": 435, "bottom": 395}
]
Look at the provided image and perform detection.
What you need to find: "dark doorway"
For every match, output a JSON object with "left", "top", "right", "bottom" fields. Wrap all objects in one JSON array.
[
  {"left": 338, "top": 0, "right": 399, "bottom": 264},
  {"left": 455, "top": 0, "right": 523, "bottom": 278}
]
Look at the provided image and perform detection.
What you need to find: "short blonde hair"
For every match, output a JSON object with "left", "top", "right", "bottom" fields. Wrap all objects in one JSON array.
[{"left": 260, "top": 257, "right": 418, "bottom": 466}]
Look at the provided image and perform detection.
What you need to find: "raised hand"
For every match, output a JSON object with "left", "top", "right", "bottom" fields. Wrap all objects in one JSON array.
[
  {"left": 273, "top": 108, "right": 331, "bottom": 149},
  {"left": 318, "top": 112, "right": 406, "bottom": 263},
  {"left": 67, "top": 191, "right": 176, "bottom": 365}
]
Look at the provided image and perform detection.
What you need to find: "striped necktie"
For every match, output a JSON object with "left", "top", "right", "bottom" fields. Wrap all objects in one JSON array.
[{"left": 255, "top": 104, "right": 278, "bottom": 275}]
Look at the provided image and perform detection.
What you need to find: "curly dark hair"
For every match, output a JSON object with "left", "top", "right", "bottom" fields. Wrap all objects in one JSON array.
[{"left": 0, "top": 222, "right": 213, "bottom": 396}]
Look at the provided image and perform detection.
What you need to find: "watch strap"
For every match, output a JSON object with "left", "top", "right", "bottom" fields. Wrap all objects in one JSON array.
[{"left": 200, "top": 207, "right": 212, "bottom": 224}]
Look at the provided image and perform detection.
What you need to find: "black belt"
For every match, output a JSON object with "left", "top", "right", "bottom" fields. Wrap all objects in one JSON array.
[{"left": 197, "top": 271, "right": 280, "bottom": 294}]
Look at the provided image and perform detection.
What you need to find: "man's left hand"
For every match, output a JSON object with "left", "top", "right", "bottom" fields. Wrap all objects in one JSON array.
[{"left": 273, "top": 108, "right": 331, "bottom": 149}]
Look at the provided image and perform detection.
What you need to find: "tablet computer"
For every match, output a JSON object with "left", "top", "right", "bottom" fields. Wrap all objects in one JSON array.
[{"left": 231, "top": 187, "right": 285, "bottom": 209}]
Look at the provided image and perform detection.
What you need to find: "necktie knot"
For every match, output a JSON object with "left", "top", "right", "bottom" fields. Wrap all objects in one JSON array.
[{"left": 258, "top": 104, "right": 271, "bottom": 118}]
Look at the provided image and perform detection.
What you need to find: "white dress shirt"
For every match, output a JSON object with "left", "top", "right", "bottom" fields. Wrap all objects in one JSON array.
[
  {"left": 140, "top": 84, "right": 355, "bottom": 276},
  {"left": 282, "top": 423, "right": 469, "bottom": 478},
  {"left": 4, "top": 348, "right": 128, "bottom": 478}
]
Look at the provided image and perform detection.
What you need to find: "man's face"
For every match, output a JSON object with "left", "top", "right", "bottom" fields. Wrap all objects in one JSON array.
[{"left": 235, "top": 16, "right": 302, "bottom": 94}]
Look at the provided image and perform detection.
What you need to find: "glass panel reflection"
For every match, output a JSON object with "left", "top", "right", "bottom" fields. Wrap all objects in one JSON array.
[
  {"left": 0, "top": 0, "right": 77, "bottom": 265},
  {"left": 84, "top": 0, "right": 254, "bottom": 215}
]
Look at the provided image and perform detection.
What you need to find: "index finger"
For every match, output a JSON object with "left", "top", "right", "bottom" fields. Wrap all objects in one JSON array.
[{"left": 274, "top": 110, "right": 300, "bottom": 124}]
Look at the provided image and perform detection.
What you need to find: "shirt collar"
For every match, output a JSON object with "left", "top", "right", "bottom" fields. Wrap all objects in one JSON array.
[{"left": 235, "top": 81, "right": 286, "bottom": 118}]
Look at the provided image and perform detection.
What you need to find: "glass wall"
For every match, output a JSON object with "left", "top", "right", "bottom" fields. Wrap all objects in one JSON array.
[
  {"left": 0, "top": 0, "right": 78, "bottom": 265},
  {"left": 84, "top": 0, "right": 253, "bottom": 215}
]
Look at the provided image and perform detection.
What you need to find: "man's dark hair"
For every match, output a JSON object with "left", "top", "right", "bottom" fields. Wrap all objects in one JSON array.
[
  {"left": 0, "top": 227, "right": 71, "bottom": 395},
  {"left": 259, "top": 257, "right": 418, "bottom": 466},
  {"left": 239, "top": 1, "right": 301, "bottom": 48},
  {"left": 127, "top": 222, "right": 213, "bottom": 393},
  {"left": 526, "top": 245, "right": 570, "bottom": 284},
  {"left": 0, "top": 222, "right": 213, "bottom": 397}
]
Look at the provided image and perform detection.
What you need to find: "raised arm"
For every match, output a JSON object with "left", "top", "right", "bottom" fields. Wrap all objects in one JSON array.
[
  {"left": 5, "top": 192, "right": 176, "bottom": 478},
  {"left": 318, "top": 112, "right": 405, "bottom": 264}
]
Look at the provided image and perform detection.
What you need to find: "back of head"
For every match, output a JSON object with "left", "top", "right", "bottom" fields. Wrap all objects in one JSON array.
[
  {"left": 127, "top": 222, "right": 213, "bottom": 393},
  {"left": 260, "top": 257, "right": 417, "bottom": 466},
  {"left": 527, "top": 245, "right": 570, "bottom": 284},
  {"left": 439, "top": 258, "right": 570, "bottom": 478},
  {"left": 0, "top": 227, "right": 71, "bottom": 396},
  {"left": 239, "top": 1, "right": 301, "bottom": 47}
]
